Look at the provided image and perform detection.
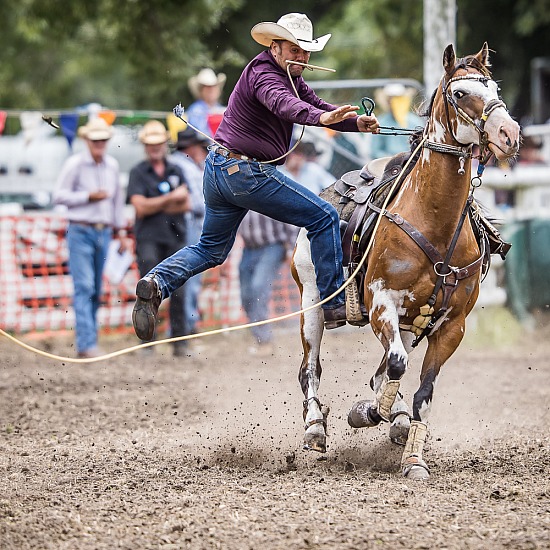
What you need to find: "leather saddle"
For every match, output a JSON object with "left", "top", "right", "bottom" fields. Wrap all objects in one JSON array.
[
  {"left": 333, "top": 151, "right": 414, "bottom": 268},
  {"left": 327, "top": 151, "right": 511, "bottom": 271}
]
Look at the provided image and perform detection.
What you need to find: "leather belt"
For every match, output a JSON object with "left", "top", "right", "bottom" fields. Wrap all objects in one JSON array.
[
  {"left": 211, "top": 145, "right": 256, "bottom": 162},
  {"left": 71, "top": 221, "right": 111, "bottom": 230}
]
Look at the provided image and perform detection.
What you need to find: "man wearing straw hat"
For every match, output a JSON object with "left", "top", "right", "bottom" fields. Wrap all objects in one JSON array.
[
  {"left": 186, "top": 68, "right": 227, "bottom": 138},
  {"left": 132, "top": 13, "right": 379, "bottom": 341},
  {"left": 53, "top": 118, "right": 127, "bottom": 358}
]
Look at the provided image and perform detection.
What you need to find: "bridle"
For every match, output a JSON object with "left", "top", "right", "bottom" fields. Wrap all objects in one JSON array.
[{"left": 424, "top": 71, "right": 508, "bottom": 171}]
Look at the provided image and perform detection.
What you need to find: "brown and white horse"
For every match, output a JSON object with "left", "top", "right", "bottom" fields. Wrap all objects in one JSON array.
[{"left": 291, "top": 43, "right": 520, "bottom": 479}]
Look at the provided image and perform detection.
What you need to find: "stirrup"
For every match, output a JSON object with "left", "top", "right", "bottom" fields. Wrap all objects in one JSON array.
[{"left": 345, "top": 276, "right": 369, "bottom": 326}]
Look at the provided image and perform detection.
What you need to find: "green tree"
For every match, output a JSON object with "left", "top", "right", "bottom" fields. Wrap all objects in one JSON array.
[
  {"left": 457, "top": 0, "right": 550, "bottom": 122},
  {"left": 1, "top": 0, "right": 549, "bottom": 123}
]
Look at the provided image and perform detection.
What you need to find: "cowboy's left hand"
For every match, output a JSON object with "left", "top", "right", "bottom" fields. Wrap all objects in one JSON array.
[{"left": 357, "top": 114, "right": 380, "bottom": 134}]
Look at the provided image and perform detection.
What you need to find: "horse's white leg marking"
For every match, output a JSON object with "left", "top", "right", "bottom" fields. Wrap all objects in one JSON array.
[
  {"left": 293, "top": 230, "right": 326, "bottom": 449},
  {"left": 368, "top": 279, "right": 414, "bottom": 420},
  {"left": 385, "top": 330, "right": 415, "bottom": 444}
]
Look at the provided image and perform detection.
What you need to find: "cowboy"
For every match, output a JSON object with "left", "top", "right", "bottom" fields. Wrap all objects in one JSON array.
[
  {"left": 132, "top": 12, "right": 380, "bottom": 342},
  {"left": 186, "top": 68, "right": 227, "bottom": 137},
  {"left": 169, "top": 126, "right": 210, "bottom": 334}
]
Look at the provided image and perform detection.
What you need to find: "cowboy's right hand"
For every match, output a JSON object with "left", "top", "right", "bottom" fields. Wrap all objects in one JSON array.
[{"left": 319, "top": 105, "right": 359, "bottom": 126}]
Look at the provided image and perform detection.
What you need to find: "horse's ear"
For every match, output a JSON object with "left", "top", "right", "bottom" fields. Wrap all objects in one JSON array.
[
  {"left": 475, "top": 42, "right": 490, "bottom": 68},
  {"left": 443, "top": 44, "right": 456, "bottom": 73}
]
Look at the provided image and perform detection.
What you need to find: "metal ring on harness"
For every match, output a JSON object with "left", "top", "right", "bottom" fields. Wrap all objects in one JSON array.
[
  {"left": 433, "top": 261, "right": 455, "bottom": 278},
  {"left": 471, "top": 175, "right": 483, "bottom": 188}
]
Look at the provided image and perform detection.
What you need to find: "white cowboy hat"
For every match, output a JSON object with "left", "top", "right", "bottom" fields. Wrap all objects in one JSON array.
[
  {"left": 188, "top": 68, "right": 227, "bottom": 98},
  {"left": 78, "top": 118, "right": 113, "bottom": 141},
  {"left": 251, "top": 13, "right": 331, "bottom": 53},
  {"left": 138, "top": 120, "right": 170, "bottom": 145}
]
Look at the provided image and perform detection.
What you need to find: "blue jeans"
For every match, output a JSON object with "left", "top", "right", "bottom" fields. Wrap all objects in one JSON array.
[
  {"left": 239, "top": 243, "right": 286, "bottom": 344},
  {"left": 66, "top": 223, "right": 111, "bottom": 353},
  {"left": 149, "top": 150, "right": 344, "bottom": 310},
  {"left": 184, "top": 215, "right": 204, "bottom": 333}
]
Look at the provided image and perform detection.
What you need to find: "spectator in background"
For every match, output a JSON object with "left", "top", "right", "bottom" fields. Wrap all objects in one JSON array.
[
  {"left": 53, "top": 118, "right": 128, "bottom": 358},
  {"left": 186, "top": 68, "right": 227, "bottom": 138},
  {"left": 279, "top": 139, "right": 335, "bottom": 195},
  {"left": 370, "top": 83, "right": 423, "bottom": 159},
  {"left": 169, "top": 126, "right": 209, "bottom": 333},
  {"left": 516, "top": 135, "right": 546, "bottom": 166},
  {"left": 127, "top": 120, "right": 191, "bottom": 357},
  {"left": 238, "top": 212, "right": 299, "bottom": 356}
]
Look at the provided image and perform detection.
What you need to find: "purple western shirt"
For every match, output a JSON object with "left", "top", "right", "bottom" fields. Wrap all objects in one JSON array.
[{"left": 215, "top": 50, "right": 360, "bottom": 164}]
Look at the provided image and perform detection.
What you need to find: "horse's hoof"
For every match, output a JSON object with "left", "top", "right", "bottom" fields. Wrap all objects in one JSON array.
[
  {"left": 348, "top": 400, "right": 382, "bottom": 428},
  {"left": 403, "top": 464, "right": 430, "bottom": 481},
  {"left": 303, "top": 424, "right": 327, "bottom": 453},
  {"left": 402, "top": 456, "right": 430, "bottom": 480},
  {"left": 389, "top": 413, "right": 410, "bottom": 446}
]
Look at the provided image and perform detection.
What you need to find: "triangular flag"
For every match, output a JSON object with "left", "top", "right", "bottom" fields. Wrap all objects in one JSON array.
[
  {"left": 207, "top": 113, "right": 223, "bottom": 136},
  {"left": 98, "top": 110, "right": 116, "bottom": 126},
  {"left": 0, "top": 111, "right": 6, "bottom": 135},
  {"left": 59, "top": 113, "right": 79, "bottom": 149},
  {"left": 166, "top": 113, "right": 187, "bottom": 143}
]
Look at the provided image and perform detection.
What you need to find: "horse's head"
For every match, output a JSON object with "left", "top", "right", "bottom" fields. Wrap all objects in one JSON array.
[{"left": 436, "top": 43, "right": 520, "bottom": 162}]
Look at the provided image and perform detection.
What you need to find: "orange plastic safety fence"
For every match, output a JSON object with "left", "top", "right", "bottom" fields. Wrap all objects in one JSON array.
[{"left": 0, "top": 214, "right": 302, "bottom": 337}]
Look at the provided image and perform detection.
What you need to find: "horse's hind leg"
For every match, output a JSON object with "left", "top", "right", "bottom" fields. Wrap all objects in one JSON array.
[{"left": 292, "top": 231, "right": 328, "bottom": 453}]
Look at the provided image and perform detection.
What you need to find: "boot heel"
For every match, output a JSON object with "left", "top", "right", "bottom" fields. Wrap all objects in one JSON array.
[{"left": 136, "top": 278, "right": 155, "bottom": 300}]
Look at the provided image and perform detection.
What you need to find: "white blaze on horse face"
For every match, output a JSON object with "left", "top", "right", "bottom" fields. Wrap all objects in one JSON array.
[
  {"left": 451, "top": 78, "right": 515, "bottom": 150},
  {"left": 368, "top": 279, "right": 414, "bottom": 363}
]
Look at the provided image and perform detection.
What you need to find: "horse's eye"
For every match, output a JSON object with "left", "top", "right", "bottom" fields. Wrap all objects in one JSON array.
[{"left": 454, "top": 90, "right": 465, "bottom": 100}]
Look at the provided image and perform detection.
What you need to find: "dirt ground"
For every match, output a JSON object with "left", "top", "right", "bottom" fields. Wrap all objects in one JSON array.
[{"left": 1, "top": 312, "right": 549, "bottom": 550}]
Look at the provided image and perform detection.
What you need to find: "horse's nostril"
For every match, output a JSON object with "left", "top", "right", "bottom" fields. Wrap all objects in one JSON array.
[{"left": 506, "top": 137, "right": 511, "bottom": 147}]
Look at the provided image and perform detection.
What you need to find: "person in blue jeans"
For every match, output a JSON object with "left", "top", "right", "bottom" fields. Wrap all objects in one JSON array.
[
  {"left": 132, "top": 13, "right": 379, "bottom": 341},
  {"left": 53, "top": 118, "right": 128, "bottom": 358},
  {"left": 238, "top": 211, "right": 299, "bottom": 355}
]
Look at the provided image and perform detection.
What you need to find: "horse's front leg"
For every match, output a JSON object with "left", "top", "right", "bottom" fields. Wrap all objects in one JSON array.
[
  {"left": 292, "top": 231, "right": 329, "bottom": 453},
  {"left": 348, "top": 332, "right": 413, "bottom": 444},
  {"left": 402, "top": 321, "right": 465, "bottom": 480}
]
